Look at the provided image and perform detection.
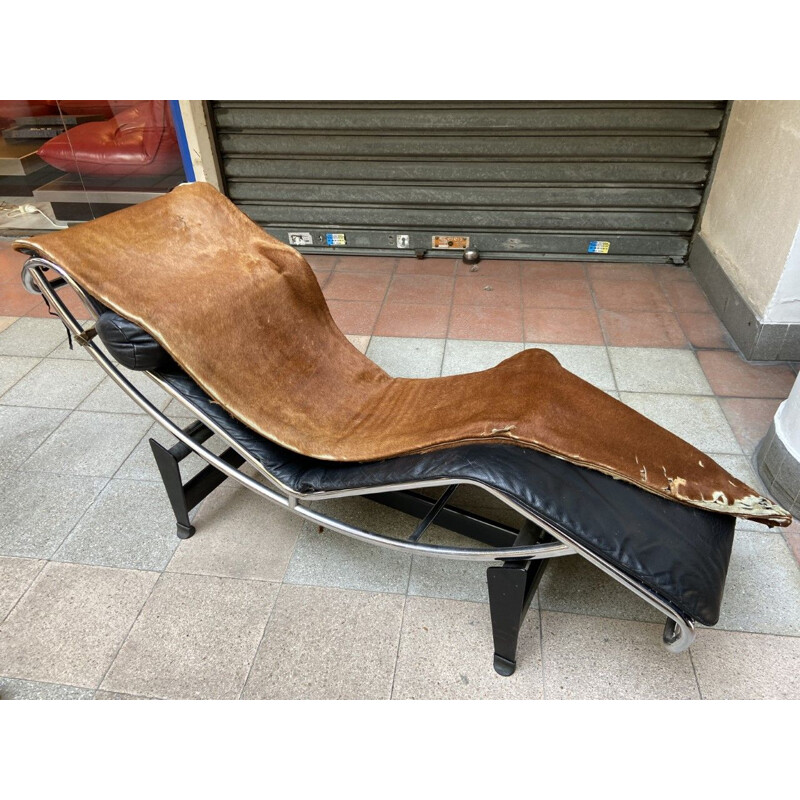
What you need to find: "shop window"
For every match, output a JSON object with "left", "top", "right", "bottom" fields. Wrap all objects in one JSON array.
[{"left": 1, "top": 100, "right": 186, "bottom": 234}]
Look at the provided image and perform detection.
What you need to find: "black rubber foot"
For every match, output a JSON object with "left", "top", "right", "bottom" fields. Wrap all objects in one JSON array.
[
  {"left": 176, "top": 523, "right": 196, "bottom": 539},
  {"left": 493, "top": 654, "right": 516, "bottom": 676}
]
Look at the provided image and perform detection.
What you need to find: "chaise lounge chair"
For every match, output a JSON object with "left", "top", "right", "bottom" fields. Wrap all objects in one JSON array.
[{"left": 14, "top": 182, "right": 792, "bottom": 675}]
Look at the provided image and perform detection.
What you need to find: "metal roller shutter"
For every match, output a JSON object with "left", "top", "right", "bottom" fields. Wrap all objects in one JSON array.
[{"left": 209, "top": 101, "right": 728, "bottom": 263}]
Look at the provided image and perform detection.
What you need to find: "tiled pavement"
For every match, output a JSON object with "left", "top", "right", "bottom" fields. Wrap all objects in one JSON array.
[{"left": 1, "top": 243, "right": 799, "bottom": 700}]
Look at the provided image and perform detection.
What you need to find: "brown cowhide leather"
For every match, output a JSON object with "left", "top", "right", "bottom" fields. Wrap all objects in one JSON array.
[{"left": 14, "top": 182, "right": 791, "bottom": 527}]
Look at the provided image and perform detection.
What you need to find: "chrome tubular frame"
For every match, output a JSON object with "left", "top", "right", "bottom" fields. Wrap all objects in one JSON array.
[{"left": 20, "top": 256, "right": 696, "bottom": 653}]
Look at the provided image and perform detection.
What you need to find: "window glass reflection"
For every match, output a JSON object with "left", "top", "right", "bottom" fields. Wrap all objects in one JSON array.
[{"left": 1, "top": 100, "right": 185, "bottom": 233}]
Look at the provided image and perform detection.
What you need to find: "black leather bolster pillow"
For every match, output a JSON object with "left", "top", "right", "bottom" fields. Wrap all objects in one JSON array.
[{"left": 95, "top": 310, "right": 172, "bottom": 371}]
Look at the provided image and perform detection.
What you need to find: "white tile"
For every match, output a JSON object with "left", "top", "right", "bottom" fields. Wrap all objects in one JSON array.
[
  {"left": 609, "top": 347, "right": 713, "bottom": 394},
  {"left": 366, "top": 336, "right": 445, "bottom": 378},
  {"left": 441, "top": 339, "right": 523, "bottom": 376}
]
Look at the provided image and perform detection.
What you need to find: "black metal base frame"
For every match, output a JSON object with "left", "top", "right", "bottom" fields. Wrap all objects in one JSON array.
[{"left": 151, "top": 418, "right": 551, "bottom": 676}]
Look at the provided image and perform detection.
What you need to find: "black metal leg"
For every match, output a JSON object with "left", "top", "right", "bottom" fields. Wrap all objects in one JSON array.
[
  {"left": 150, "top": 439, "right": 196, "bottom": 539},
  {"left": 149, "top": 422, "right": 245, "bottom": 539},
  {"left": 486, "top": 521, "right": 550, "bottom": 676},
  {"left": 487, "top": 564, "right": 529, "bottom": 675}
]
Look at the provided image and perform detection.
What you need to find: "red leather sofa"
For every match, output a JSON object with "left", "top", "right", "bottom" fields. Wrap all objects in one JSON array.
[{"left": 37, "top": 101, "right": 182, "bottom": 177}]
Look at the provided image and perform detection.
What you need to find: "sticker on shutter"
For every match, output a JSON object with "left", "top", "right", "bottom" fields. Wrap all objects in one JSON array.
[
  {"left": 588, "top": 240, "right": 610, "bottom": 254},
  {"left": 433, "top": 235, "right": 470, "bottom": 249}
]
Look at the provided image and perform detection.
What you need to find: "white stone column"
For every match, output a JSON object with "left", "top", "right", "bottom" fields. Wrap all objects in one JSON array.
[
  {"left": 177, "top": 101, "right": 223, "bottom": 189},
  {"left": 776, "top": 377, "right": 800, "bottom": 461},
  {"left": 757, "top": 373, "right": 800, "bottom": 516}
]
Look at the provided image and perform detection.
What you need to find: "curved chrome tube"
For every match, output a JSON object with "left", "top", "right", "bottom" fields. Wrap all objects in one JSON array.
[
  {"left": 20, "top": 256, "right": 698, "bottom": 650},
  {"left": 662, "top": 617, "right": 696, "bottom": 653}
]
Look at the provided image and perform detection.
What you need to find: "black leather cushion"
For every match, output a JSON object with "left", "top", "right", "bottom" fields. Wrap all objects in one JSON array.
[
  {"left": 96, "top": 311, "right": 173, "bottom": 371},
  {"left": 93, "top": 309, "right": 735, "bottom": 626}
]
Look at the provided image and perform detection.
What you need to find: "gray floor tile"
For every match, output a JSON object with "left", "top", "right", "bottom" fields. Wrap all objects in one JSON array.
[
  {"left": 1, "top": 359, "right": 104, "bottom": 409},
  {"left": 620, "top": 392, "right": 742, "bottom": 454},
  {"left": 540, "top": 611, "right": 699, "bottom": 699},
  {"left": 0, "top": 676, "right": 94, "bottom": 700},
  {"left": 538, "top": 555, "right": 663, "bottom": 623},
  {"left": 0, "top": 317, "right": 66, "bottom": 357},
  {"left": 101, "top": 573, "right": 278, "bottom": 700},
  {"left": 0, "top": 355, "right": 38, "bottom": 396},
  {"left": 0, "top": 406, "right": 69, "bottom": 471},
  {"left": 609, "top": 347, "right": 713, "bottom": 394},
  {"left": 94, "top": 690, "right": 154, "bottom": 700},
  {"left": 284, "top": 498, "right": 412, "bottom": 593},
  {"left": 0, "top": 556, "right": 45, "bottom": 621},
  {"left": 408, "top": 529, "right": 491, "bottom": 604},
  {"left": 525, "top": 343, "right": 616, "bottom": 391},
  {"left": 22, "top": 411, "right": 152, "bottom": 477},
  {"left": 167, "top": 484, "right": 302, "bottom": 581},
  {"left": 0, "top": 471, "right": 106, "bottom": 558},
  {"left": 242, "top": 584, "right": 404, "bottom": 700},
  {"left": 53, "top": 479, "right": 178, "bottom": 571},
  {"left": 691, "top": 629, "right": 800, "bottom": 699},
  {"left": 78, "top": 372, "right": 171, "bottom": 415},
  {"left": 714, "top": 531, "right": 800, "bottom": 635},
  {"left": 441, "top": 339, "right": 523, "bottom": 376},
  {"left": 392, "top": 595, "right": 543, "bottom": 699},
  {"left": 366, "top": 336, "right": 445, "bottom": 378},
  {"left": 0, "top": 562, "right": 158, "bottom": 688}
]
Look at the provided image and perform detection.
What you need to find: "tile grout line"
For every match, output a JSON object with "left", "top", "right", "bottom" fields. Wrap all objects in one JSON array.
[
  {"left": 388, "top": 594, "right": 409, "bottom": 700},
  {"left": 237, "top": 581, "right": 286, "bottom": 700},
  {"left": 0, "top": 673, "right": 95, "bottom": 698},
  {"left": 687, "top": 647, "right": 705, "bottom": 699},
  {"left": 584, "top": 264, "right": 620, "bottom": 394},
  {"left": 365, "top": 256, "right": 396, "bottom": 339},
  {"left": 0, "top": 557, "right": 48, "bottom": 628},
  {"left": 202, "top": 509, "right": 314, "bottom": 702},
  {"left": 438, "top": 258, "right": 458, "bottom": 374},
  {"left": 230, "top": 507, "right": 307, "bottom": 699},
  {"left": 0, "top": 354, "right": 42, "bottom": 399},
  {"left": 93, "top": 688, "right": 154, "bottom": 700},
  {"left": 95, "top": 570, "right": 164, "bottom": 694},
  {"left": 5, "top": 406, "right": 119, "bottom": 566},
  {"left": 443, "top": 257, "right": 457, "bottom": 343},
  {"left": 538, "top": 602, "right": 547, "bottom": 700},
  {"left": 22, "top": 385, "right": 160, "bottom": 564},
  {"left": 39, "top": 474, "right": 111, "bottom": 564}
]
